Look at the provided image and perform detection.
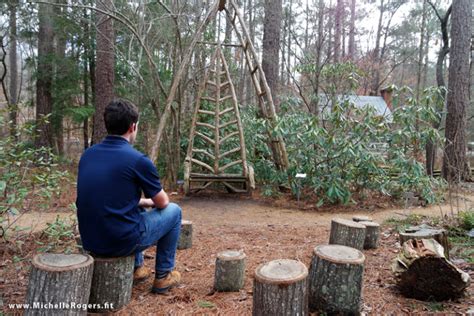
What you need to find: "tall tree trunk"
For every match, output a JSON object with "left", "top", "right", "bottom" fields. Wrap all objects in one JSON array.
[
  {"left": 312, "top": 0, "right": 325, "bottom": 116},
  {"left": 262, "top": 0, "right": 282, "bottom": 112},
  {"left": 287, "top": 0, "right": 293, "bottom": 85},
  {"left": 82, "top": 7, "right": 91, "bottom": 150},
  {"left": 442, "top": 0, "right": 471, "bottom": 183},
  {"left": 425, "top": 2, "right": 451, "bottom": 176},
  {"left": 326, "top": 1, "right": 333, "bottom": 62},
  {"left": 8, "top": 0, "right": 18, "bottom": 139},
  {"left": 348, "top": 0, "right": 356, "bottom": 59},
  {"left": 334, "top": 0, "right": 343, "bottom": 63},
  {"left": 370, "top": 0, "right": 384, "bottom": 95},
  {"left": 416, "top": 0, "right": 427, "bottom": 102},
  {"left": 53, "top": 0, "right": 67, "bottom": 156},
  {"left": 35, "top": 0, "right": 54, "bottom": 150},
  {"left": 92, "top": 0, "right": 115, "bottom": 144}
]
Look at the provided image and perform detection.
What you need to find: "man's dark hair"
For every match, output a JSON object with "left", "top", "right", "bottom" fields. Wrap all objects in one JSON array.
[{"left": 104, "top": 99, "right": 139, "bottom": 135}]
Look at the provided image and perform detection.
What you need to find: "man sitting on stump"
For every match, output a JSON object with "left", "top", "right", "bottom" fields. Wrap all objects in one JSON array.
[{"left": 76, "top": 99, "right": 182, "bottom": 294}]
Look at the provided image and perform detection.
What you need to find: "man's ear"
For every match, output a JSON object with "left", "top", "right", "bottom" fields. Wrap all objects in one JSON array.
[{"left": 127, "top": 123, "right": 135, "bottom": 134}]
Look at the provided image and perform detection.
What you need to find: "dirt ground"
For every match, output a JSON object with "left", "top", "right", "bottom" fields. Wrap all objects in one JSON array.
[{"left": 1, "top": 193, "right": 473, "bottom": 315}]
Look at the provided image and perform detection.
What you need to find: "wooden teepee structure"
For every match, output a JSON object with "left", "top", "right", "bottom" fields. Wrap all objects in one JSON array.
[
  {"left": 184, "top": 45, "right": 254, "bottom": 194},
  {"left": 150, "top": 0, "right": 289, "bottom": 176}
]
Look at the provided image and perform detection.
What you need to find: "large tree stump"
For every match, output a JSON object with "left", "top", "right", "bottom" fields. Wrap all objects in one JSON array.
[
  {"left": 329, "top": 218, "right": 366, "bottom": 250},
  {"left": 399, "top": 224, "right": 450, "bottom": 258},
  {"left": 359, "top": 221, "right": 380, "bottom": 249},
  {"left": 177, "top": 220, "right": 193, "bottom": 250},
  {"left": 308, "top": 245, "right": 365, "bottom": 314},
  {"left": 25, "top": 253, "right": 94, "bottom": 316},
  {"left": 391, "top": 238, "right": 470, "bottom": 301},
  {"left": 253, "top": 259, "right": 308, "bottom": 316},
  {"left": 88, "top": 255, "right": 134, "bottom": 312},
  {"left": 214, "top": 250, "right": 246, "bottom": 292}
]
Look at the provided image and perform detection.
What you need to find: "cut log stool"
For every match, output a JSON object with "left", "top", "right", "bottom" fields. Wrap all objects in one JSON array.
[
  {"left": 25, "top": 253, "right": 94, "bottom": 316},
  {"left": 329, "top": 218, "right": 366, "bottom": 250},
  {"left": 214, "top": 250, "right": 246, "bottom": 292},
  {"left": 253, "top": 259, "right": 308, "bottom": 316},
  {"left": 178, "top": 220, "right": 193, "bottom": 250},
  {"left": 399, "top": 224, "right": 449, "bottom": 258},
  {"left": 359, "top": 221, "right": 380, "bottom": 249},
  {"left": 308, "top": 245, "right": 365, "bottom": 314},
  {"left": 88, "top": 255, "right": 134, "bottom": 312},
  {"left": 352, "top": 215, "right": 372, "bottom": 222}
]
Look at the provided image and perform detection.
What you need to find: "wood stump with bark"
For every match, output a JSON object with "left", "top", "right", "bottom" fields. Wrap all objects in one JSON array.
[
  {"left": 88, "top": 255, "right": 134, "bottom": 312},
  {"left": 399, "top": 224, "right": 449, "bottom": 258},
  {"left": 25, "top": 253, "right": 94, "bottom": 316},
  {"left": 329, "top": 218, "right": 366, "bottom": 250},
  {"left": 253, "top": 259, "right": 308, "bottom": 316},
  {"left": 308, "top": 245, "right": 365, "bottom": 314},
  {"left": 352, "top": 215, "right": 372, "bottom": 222},
  {"left": 392, "top": 238, "right": 470, "bottom": 301},
  {"left": 214, "top": 250, "right": 246, "bottom": 292},
  {"left": 178, "top": 220, "right": 193, "bottom": 250},
  {"left": 359, "top": 221, "right": 380, "bottom": 249}
]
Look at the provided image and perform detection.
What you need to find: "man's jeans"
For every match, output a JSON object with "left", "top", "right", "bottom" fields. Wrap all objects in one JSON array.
[{"left": 134, "top": 203, "right": 182, "bottom": 275}]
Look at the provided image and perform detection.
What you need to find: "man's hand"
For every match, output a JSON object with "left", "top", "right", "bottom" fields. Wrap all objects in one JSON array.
[{"left": 139, "top": 198, "right": 155, "bottom": 208}]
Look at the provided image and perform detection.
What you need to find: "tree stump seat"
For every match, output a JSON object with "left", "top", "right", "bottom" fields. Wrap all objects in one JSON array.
[
  {"left": 253, "top": 259, "right": 308, "bottom": 316},
  {"left": 88, "top": 254, "right": 134, "bottom": 312},
  {"left": 329, "top": 218, "right": 366, "bottom": 250},
  {"left": 178, "top": 220, "right": 193, "bottom": 250},
  {"left": 399, "top": 224, "right": 449, "bottom": 258},
  {"left": 25, "top": 253, "right": 94, "bottom": 316},
  {"left": 359, "top": 220, "right": 380, "bottom": 249},
  {"left": 308, "top": 245, "right": 365, "bottom": 314},
  {"left": 214, "top": 250, "right": 246, "bottom": 292}
]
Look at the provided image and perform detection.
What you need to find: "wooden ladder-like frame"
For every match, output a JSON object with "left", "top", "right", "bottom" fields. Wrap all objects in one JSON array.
[{"left": 184, "top": 46, "right": 254, "bottom": 194}]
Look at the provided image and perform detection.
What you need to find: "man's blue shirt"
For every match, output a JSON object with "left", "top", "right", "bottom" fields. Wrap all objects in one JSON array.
[{"left": 76, "top": 135, "right": 162, "bottom": 255}]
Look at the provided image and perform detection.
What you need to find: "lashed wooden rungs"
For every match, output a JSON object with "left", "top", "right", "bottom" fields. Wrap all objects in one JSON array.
[
  {"left": 220, "top": 95, "right": 233, "bottom": 103},
  {"left": 219, "top": 120, "right": 238, "bottom": 129},
  {"left": 195, "top": 132, "right": 215, "bottom": 145},
  {"left": 219, "top": 160, "right": 243, "bottom": 172},
  {"left": 221, "top": 81, "right": 230, "bottom": 89},
  {"left": 251, "top": 65, "right": 258, "bottom": 74},
  {"left": 196, "top": 121, "right": 214, "bottom": 129},
  {"left": 207, "top": 80, "right": 217, "bottom": 86},
  {"left": 201, "top": 96, "right": 217, "bottom": 103},
  {"left": 222, "top": 181, "right": 247, "bottom": 193},
  {"left": 192, "top": 148, "right": 215, "bottom": 160},
  {"left": 219, "top": 147, "right": 241, "bottom": 159},
  {"left": 198, "top": 109, "right": 214, "bottom": 115},
  {"left": 220, "top": 131, "right": 239, "bottom": 144},
  {"left": 191, "top": 158, "right": 214, "bottom": 173},
  {"left": 219, "top": 107, "right": 234, "bottom": 115}
]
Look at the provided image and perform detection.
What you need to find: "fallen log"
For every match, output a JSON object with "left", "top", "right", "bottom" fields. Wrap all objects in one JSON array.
[
  {"left": 399, "top": 224, "right": 449, "bottom": 258},
  {"left": 391, "top": 238, "right": 470, "bottom": 301}
]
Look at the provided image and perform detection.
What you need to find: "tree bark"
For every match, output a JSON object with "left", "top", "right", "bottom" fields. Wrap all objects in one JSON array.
[
  {"left": 92, "top": 0, "right": 115, "bottom": 145},
  {"left": 308, "top": 244, "right": 365, "bottom": 314},
  {"left": 348, "top": 0, "right": 356, "bottom": 59},
  {"left": 88, "top": 255, "right": 134, "bottom": 312},
  {"left": 25, "top": 253, "right": 94, "bottom": 316},
  {"left": 329, "top": 218, "right": 366, "bottom": 250},
  {"left": 334, "top": 0, "right": 343, "bottom": 62},
  {"left": 214, "top": 250, "right": 246, "bottom": 292},
  {"left": 415, "top": 0, "right": 428, "bottom": 102},
  {"left": 262, "top": 0, "right": 282, "bottom": 112},
  {"left": 359, "top": 220, "right": 380, "bottom": 249},
  {"left": 392, "top": 239, "right": 470, "bottom": 301},
  {"left": 442, "top": 0, "right": 471, "bottom": 183},
  {"left": 370, "top": 0, "right": 385, "bottom": 95},
  {"left": 8, "top": 0, "right": 18, "bottom": 139},
  {"left": 177, "top": 220, "right": 193, "bottom": 250},
  {"left": 35, "top": 0, "right": 55, "bottom": 150},
  {"left": 253, "top": 259, "right": 308, "bottom": 316}
]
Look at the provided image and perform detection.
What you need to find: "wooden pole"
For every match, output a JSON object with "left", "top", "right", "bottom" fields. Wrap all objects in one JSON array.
[
  {"left": 214, "top": 250, "right": 246, "bottom": 291},
  {"left": 25, "top": 253, "right": 94, "bottom": 316},
  {"left": 253, "top": 259, "right": 308, "bottom": 316},
  {"left": 308, "top": 245, "right": 365, "bottom": 314}
]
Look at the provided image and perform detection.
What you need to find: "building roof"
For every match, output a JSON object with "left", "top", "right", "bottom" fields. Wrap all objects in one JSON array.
[{"left": 318, "top": 94, "right": 392, "bottom": 122}]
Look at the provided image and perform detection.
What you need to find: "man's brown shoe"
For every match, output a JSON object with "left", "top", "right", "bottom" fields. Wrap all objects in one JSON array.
[
  {"left": 151, "top": 271, "right": 181, "bottom": 294},
  {"left": 133, "top": 266, "right": 152, "bottom": 283}
]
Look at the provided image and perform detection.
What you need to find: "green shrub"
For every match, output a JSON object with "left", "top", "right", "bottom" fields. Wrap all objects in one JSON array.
[{"left": 458, "top": 210, "right": 474, "bottom": 230}]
